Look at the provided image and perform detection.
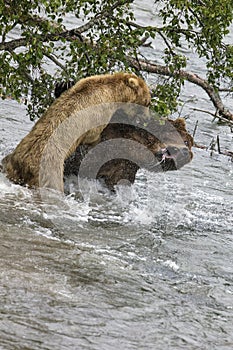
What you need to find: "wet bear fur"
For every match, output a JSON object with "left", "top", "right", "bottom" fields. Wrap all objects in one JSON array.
[
  {"left": 64, "top": 108, "right": 194, "bottom": 191},
  {"left": 2, "top": 73, "right": 151, "bottom": 192}
]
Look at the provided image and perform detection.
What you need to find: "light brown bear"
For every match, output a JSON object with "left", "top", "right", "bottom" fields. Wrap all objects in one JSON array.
[{"left": 2, "top": 73, "right": 151, "bottom": 192}]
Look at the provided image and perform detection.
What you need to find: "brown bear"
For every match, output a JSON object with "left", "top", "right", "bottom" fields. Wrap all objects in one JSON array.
[
  {"left": 1, "top": 73, "right": 151, "bottom": 192},
  {"left": 64, "top": 107, "right": 194, "bottom": 191}
]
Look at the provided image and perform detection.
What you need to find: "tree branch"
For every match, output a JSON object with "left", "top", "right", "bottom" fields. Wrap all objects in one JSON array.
[
  {"left": 0, "top": 0, "right": 133, "bottom": 52},
  {"left": 44, "top": 53, "right": 67, "bottom": 72},
  {"left": 127, "top": 56, "right": 233, "bottom": 121},
  {"left": 191, "top": 108, "right": 233, "bottom": 126}
]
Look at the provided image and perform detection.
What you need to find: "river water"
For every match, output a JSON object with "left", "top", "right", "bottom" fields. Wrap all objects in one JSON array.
[{"left": 0, "top": 2, "right": 233, "bottom": 350}]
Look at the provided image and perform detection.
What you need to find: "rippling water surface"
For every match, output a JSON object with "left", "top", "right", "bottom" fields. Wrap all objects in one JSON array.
[{"left": 0, "top": 2, "right": 233, "bottom": 349}]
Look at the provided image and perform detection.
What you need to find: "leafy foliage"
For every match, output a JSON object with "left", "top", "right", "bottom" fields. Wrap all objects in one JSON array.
[
  {"left": 157, "top": 0, "right": 233, "bottom": 85},
  {"left": 0, "top": 0, "right": 232, "bottom": 119}
]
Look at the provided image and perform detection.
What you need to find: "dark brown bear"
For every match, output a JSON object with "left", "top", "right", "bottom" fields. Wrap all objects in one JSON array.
[{"left": 64, "top": 107, "right": 193, "bottom": 191}]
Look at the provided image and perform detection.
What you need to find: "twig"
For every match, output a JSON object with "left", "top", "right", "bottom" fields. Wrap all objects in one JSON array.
[
  {"left": 158, "top": 31, "right": 175, "bottom": 56},
  {"left": 128, "top": 21, "right": 200, "bottom": 37},
  {"left": 218, "top": 87, "right": 233, "bottom": 92},
  {"left": 44, "top": 53, "right": 67, "bottom": 72},
  {"left": 194, "top": 138, "right": 233, "bottom": 161},
  {"left": 216, "top": 135, "right": 221, "bottom": 154},
  {"left": 194, "top": 143, "right": 207, "bottom": 150},
  {"left": 191, "top": 107, "right": 216, "bottom": 117},
  {"left": 221, "top": 150, "right": 233, "bottom": 160},
  {"left": 193, "top": 120, "right": 199, "bottom": 138},
  {"left": 77, "top": 0, "right": 134, "bottom": 33},
  {"left": 191, "top": 108, "right": 233, "bottom": 126},
  {"left": 209, "top": 137, "right": 216, "bottom": 156}
]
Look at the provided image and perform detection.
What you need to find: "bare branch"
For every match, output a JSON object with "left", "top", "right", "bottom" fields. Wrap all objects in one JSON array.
[
  {"left": 191, "top": 108, "right": 233, "bottom": 127},
  {"left": 218, "top": 87, "right": 233, "bottom": 92},
  {"left": 0, "top": 38, "right": 27, "bottom": 51},
  {"left": 127, "top": 56, "right": 233, "bottom": 121},
  {"left": 193, "top": 142, "right": 233, "bottom": 160},
  {"left": 44, "top": 53, "right": 67, "bottom": 73},
  {"left": 128, "top": 21, "right": 201, "bottom": 37},
  {"left": 191, "top": 108, "right": 233, "bottom": 126},
  {"left": 158, "top": 31, "right": 175, "bottom": 56}
]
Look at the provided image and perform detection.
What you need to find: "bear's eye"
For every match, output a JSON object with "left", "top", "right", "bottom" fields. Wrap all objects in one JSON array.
[{"left": 184, "top": 140, "right": 189, "bottom": 147}]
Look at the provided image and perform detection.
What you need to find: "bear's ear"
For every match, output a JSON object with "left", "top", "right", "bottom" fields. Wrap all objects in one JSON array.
[
  {"left": 173, "top": 117, "right": 186, "bottom": 130},
  {"left": 127, "top": 77, "right": 139, "bottom": 90}
]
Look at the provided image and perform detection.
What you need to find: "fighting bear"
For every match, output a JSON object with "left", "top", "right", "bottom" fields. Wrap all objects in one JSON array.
[
  {"left": 64, "top": 107, "right": 194, "bottom": 191},
  {"left": 2, "top": 73, "right": 151, "bottom": 192}
]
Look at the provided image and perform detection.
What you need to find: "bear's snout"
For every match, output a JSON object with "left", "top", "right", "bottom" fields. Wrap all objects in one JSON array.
[
  {"left": 153, "top": 145, "right": 192, "bottom": 172},
  {"left": 166, "top": 145, "right": 191, "bottom": 158}
]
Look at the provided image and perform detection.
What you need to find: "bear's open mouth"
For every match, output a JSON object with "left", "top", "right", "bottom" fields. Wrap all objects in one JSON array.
[
  {"left": 151, "top": 146, "right": 191, "bottom": 172},
  {"left": 157, "top": 149, "right": 177, "bottom": 171},
  {"left": 161, "top": 149, "right": 176, "bottom": 161}
]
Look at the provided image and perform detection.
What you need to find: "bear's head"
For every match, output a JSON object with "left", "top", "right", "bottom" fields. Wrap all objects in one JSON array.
[
  {"left": 56, "top": 73, "right": 151, "bottom": 108},
  {"left": 97, "top": 110, "right": 193, "bottom": 172},
  {"left": 121, "top": 73, "right": 151, "bottom": 108},
  {"left": 94, "top": 115, "right": 193, "bottom": 190},
  {"left": 145, "top": 117, "right": 194, "bottom": 172},
  {"left": 64, "top": 115, "right": 194, "bottom": 192}
]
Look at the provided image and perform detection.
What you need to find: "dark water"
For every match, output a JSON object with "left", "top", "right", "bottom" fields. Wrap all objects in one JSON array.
[{"left": 0, "top": 2, "right": 233, "bottom": 349}]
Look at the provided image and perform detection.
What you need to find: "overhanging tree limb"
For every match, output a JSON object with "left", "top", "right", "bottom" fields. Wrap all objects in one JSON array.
[{"left": 127, "top": 56, "right": 233, "bottom": 121}]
